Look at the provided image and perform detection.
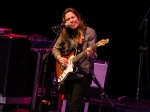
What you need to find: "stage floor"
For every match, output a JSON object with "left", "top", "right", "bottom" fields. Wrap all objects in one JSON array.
[
  {"left": 82, "top": 98, "right": 150, "bottom": 112},
  {"left": 1, "top": 97, "right": 150, "bottom": 112}
]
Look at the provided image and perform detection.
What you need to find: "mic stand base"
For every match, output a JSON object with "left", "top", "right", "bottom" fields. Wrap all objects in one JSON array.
[
  {"left": 98, "top": 88, "right": 114, "bottom": 112},
  {"left": 84, "top": 91, "right": 114, "bottom": 112},
  {"left": 92, "top": 75, "right": 114, "bottom": 111}
]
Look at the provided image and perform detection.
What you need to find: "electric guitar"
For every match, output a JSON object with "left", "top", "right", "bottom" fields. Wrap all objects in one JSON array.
[{"left": 55, "top": 38, "right": 109, "bottom": 83}]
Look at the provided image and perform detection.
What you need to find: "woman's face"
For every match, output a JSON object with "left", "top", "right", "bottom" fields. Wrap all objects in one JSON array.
[{"left": 65, "top": 12, "right": 79, "bottom": 29}]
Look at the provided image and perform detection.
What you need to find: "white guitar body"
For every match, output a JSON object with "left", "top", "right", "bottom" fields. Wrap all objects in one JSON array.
[{"left": 57, "top": 55, "right": 78, "bottom": 83}]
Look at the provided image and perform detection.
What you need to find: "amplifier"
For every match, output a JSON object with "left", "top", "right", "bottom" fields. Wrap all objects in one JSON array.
[{"left": 0, "top": 34, "right": 31, "bottom": 97}]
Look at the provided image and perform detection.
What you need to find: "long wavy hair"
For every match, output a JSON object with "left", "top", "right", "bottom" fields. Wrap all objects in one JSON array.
[{"left": 60, "top": 7, "right": 87, "bottom": 42}]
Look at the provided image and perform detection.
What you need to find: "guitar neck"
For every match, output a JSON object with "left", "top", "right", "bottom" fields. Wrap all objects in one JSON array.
[
  {"left": 72, "top": 44, "right": 98, "bottom": 63},
  {"left": 72, "top": 38, "right": 109, "bottom": 64}
]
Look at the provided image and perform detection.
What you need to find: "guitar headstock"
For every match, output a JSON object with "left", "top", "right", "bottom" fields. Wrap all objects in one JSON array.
[{"left": 97, "top": 38, "right": 109, "bottom": 47}]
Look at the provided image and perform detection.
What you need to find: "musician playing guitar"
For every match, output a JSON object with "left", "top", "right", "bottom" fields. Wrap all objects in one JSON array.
[{"left": 52, "top": 7, "right": 109, "bottom": 112}]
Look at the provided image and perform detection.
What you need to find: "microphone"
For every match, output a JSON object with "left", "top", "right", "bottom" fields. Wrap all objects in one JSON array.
[{"left": 53, "top": 23, "right": 68, "bottom": 29}]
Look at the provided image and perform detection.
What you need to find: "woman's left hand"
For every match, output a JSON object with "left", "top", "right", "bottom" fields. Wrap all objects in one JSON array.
[{"left": 86, "top": 47, "right": 95, "bottom": 58}]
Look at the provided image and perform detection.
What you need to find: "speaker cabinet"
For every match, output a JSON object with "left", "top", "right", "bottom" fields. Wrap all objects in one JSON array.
[{"left": 0, "top": 35, "right": 31, "bottom": 97}]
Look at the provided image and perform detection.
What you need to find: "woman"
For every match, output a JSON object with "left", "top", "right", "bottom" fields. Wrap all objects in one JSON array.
[{"left": 52, "top": 7, "right": 97, "bottom": 112}]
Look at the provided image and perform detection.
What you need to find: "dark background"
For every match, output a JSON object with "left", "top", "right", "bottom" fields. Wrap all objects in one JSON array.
[{"left": 0, "top": 1, "right": 150, "bottom": 99}]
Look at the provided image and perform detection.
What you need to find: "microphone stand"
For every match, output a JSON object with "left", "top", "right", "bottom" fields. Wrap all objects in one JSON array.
[
  {"left": 37, "top": 27, "right": 61, "bottom": 112},
  {"left": 121, "top": 8, "right": 150, "bottom": 109},
  {"left": 38, "top": 51, "right": 50, "bottom": 112},
  {"left": 92, "top": 75, "right": 114, "bottom": 112},
  {"left": 135, "top": 7, "right": 150, "bottom": 112}
]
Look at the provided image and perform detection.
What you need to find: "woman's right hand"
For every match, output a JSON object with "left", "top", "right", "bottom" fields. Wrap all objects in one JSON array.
[{"left": 58, "top": 56, "right": 68, "bottom": 67}]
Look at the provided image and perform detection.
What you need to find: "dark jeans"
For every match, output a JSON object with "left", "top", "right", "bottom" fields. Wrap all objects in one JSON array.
[{"left": 64, "top": 74, "right": 92, "bottom": 112}]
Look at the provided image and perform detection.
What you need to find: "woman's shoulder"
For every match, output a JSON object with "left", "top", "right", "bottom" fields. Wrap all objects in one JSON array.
[{"left": 85, "top": 27, "right": 97, "bottom": 35}]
